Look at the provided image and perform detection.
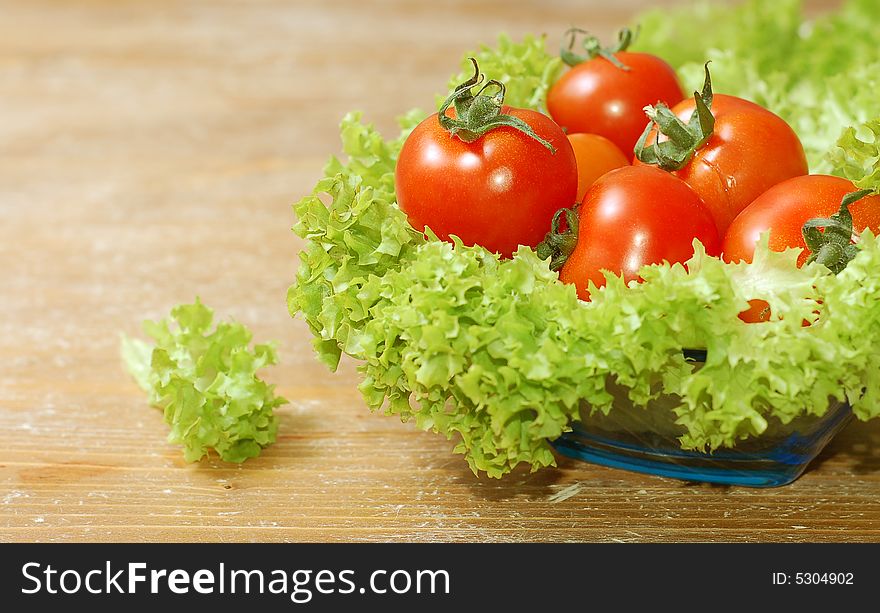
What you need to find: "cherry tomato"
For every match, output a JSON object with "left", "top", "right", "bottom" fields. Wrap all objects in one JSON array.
[
  {"left": 396, "top": 105, "right": 577, "bottom": 258},
  {"left": 547, "top": 51, "right": 684, "bottom": 157},
  {"left": 637, "top": 94, "right": 808, "bottom": 236},
  {"left": 723, "top": 174, "right": 880, "bottom": 266},
  {"left": 567, "top": 133, "right": 630, "bottom": 202},
  {"left": 722, "top": 174, "right": 880, "bottom": 323},
  {"left": 559, "top": 165, "right": 721, "bottom": 300}
]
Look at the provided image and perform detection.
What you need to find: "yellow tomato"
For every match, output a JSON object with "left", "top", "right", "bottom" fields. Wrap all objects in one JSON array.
[{"left": 567, "top": 133, "right": 630, "bottom": 202}]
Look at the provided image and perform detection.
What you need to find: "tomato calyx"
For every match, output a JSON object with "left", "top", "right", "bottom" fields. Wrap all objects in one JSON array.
[
  {"left": 634, "top": 62, "right": 715, "bottom": 171},
  {"left": 536, "top": 207, "right": 579, "bottom": 271},
  {"left": 559, "top": 27, "right": 635, "bottom": 70},
  {"left": 438, "top": 58, "right": 556, "bottom": 152},
  {"left": 802, "top": 189, "right": 873, "bottom": 273}
]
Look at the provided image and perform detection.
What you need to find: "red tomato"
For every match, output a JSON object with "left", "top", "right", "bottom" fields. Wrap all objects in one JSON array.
[
  {"left": 723, "top": 174, "right": 880, "bottom": 266},
  {"left": 722, "top": 174, "right": 880, "bottom": 323},
  {"left": 636, "top": 94, "right": 808, "bottom": 236},
  {"left": 559, "top": 165, "right": 721, "bottom": 300},
  {"left": 567, "top": 133, "right": 630, "bottom": 202},
  {"left": 396, "top": 106, "right": 577, "bottom": 258},
  {"left": 547, "top": 51, "right": 684, "bottom": 157}
]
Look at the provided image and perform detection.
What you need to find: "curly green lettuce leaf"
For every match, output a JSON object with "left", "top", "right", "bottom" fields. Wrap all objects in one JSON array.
[
  {"left": 288, "top": 112, "right": 425, "bottom": 370},
  {"left": 120, "top": 334, "right": 153, "bottom": 392},
  {"left": 636, "top": 0, "right": 803, "bottom": 78},
  {"left": 634, "top": 242, "right": 839, "bottom": 449},
  {"left": 355, "top": 241, "right": 593, "bottom": 477},
  {"left": 815, "top": 230, "right": 880, "bottom": 419},
  {"left": 445, "top": 34, "right": 562, "bottom": 112},
  {"left": 829, "top": 118, "right": 880, "bottom": 192},
  {"left": 122, "top": 299, "right": 286, "bottom": 463}
]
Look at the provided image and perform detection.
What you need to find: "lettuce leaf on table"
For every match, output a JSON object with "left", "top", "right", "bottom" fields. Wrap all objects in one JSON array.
[{"left": 122, "top": 299, "right": 286, "bottom": 463}]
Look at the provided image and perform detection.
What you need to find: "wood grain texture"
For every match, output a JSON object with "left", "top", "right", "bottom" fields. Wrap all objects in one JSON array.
[{"left": 3, "top": 0, "right": 875, "bottom": 543}]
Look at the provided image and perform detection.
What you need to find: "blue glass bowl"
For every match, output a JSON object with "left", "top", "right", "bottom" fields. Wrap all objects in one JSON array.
[{"left": 552, "top": 350, "right": 853, "bottom": 487}]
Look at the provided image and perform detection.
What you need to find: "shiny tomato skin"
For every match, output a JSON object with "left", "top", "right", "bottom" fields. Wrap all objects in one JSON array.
[
  {"left": 723, "top": 174, "right": 880, "bottom": 323},
  {"left": 559, "top": 165, "right": 721, "bottom": 300},
  {"left": 636, "top": 94, "right": 808, "bottom": 236},
  {"left": 723, "top": 174, "right": 880, "bottom": 266},
  {"left": 547, "top": 51, "right": 685, "bottom": 157},
  {"left": 395, "top": 106, "right": 577, "bottom": 258},
  {"left": 567, "top": 133, "right": 630, "bottom": 202}
]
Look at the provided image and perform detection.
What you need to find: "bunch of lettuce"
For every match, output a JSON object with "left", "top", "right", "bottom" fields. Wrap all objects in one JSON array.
[
  {"left": 122, "top": 299, "right": 286, "bottom": 462},
  {"left": 289, "top": 1, "right": 880, "bottom": 478}
]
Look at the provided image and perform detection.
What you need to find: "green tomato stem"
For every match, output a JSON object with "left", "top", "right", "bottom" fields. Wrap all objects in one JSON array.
[
  {"left": 536, "top": 207, "right": 580, "bottom": 271},
  {"left": 437, "top": 58, "right": 556, "bottom": 152},
  {"left": 559, "top": 27, "right": 636, "bottom": 70},
  {"left": 635, "top": 62, "right": 715, "bottom": 170},
  {"left": 803, "top": 189, "right": 873, "bottom": 273}
]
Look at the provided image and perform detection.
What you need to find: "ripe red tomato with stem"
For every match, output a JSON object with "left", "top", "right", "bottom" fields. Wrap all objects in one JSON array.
[
  {"left": 722, "top": 175, "right": 880, "bottom": 322},
  {"left": 723, "top": 175, "right": 880, "bottom": 266},
  {"left": 540, "top": 165, "right": 721, "bottom": 300},
  {"left": 396, "top": 58, "right": 577, "bottom": 258},
  {"left": 635, "top": 64, "right": 808, "bottom": 237},
  {"left": 546, "top": 28, "right": 685, "bottom": 157}
]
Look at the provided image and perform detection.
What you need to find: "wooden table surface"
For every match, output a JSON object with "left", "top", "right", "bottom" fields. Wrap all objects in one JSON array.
[{"left": 4, "top": 0, "right": 877, "bottom": 543}]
